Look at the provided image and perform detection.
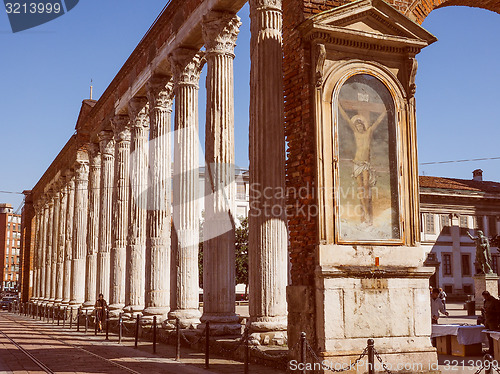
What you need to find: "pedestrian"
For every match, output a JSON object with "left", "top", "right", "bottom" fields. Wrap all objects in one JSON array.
[
  {"left": 481, "top": 291, "right": 500, "bottom": 354},
  {"left": 94, "top": 293, "right": 107, "bottom": 332},
  {"left": 431, "top": 288, "right": 448, "bottom": 324},
  {"left": 438, "top": 287, "right": 447, "bottom": 307}
]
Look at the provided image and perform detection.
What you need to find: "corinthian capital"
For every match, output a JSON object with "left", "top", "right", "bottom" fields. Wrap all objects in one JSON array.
[
  {"left": 202, "top": 11, "right": 241, "bottom": 57},
  {"left": 250, "top": 0, "right": 282, "bottom": 11},
  {"left": 147, "top": 75, "right": 174, "bottom": 112},
  {"left": 88, "top": 142, "right": 101, "bottom": 169},
  {"left": 128, "top": 97, "right": 149, "bottom": 129},
  {"left": 75, "top": 160, "right": 90, "bottom": 182},
  {"left": 111, "top": 114, "right": 131, "bottom": 143},
  {"left": 99, "top": 130, "right": 115, "bottom": 156},
  {"left": 169, "top": 48, "right": 204, "bottom": 88}
]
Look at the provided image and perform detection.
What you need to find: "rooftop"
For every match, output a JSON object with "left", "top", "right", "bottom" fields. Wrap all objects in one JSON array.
[{"left": 419, "top": 175, "right": 500, "bottom": 193}]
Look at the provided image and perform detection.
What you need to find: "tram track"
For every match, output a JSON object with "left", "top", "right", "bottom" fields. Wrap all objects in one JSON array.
[{"left": 0, "top": 312, "right": 143, "bottom": 374}]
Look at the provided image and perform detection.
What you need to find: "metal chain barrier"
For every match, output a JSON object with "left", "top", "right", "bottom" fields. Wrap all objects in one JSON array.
[
  {"left": 179, "top": 327, "right": 206, "bottom": 346},
  {"left": 374, "top": 349, "right": 394, "bottom": 374},
  {"left": 306, "top": 340, "right": 368, "bottom": 372}
]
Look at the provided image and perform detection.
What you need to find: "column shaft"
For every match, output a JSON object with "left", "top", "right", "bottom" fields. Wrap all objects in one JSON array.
[
  {"left": 248, "top": 0, "right": 288, "bottom": 335},
  {"left": 125, "top": 98, "right": 149, "bottom": 317},
  {"left": 55, "top": 183, "right": 67, "bottom": 304},
  {"left": 51, "top": 190, "right": 60, "bottom": 304},
  {"left": 144, "top": 77, "right": 174, "bottom": 320},
  {"left": 45, "top": 197, "right": 54, "bottom": 305},
  {"left": 70, "top": 160, "right": 89, "bottom": 306},
  {"left": 84, "top": 144, "right": 101, "bottom": 309},
  {"left": 110, "top": 116, "right": 131, "bottom": 314},
  {"left": 168, "top": 48, "right": 203, "bottom": 327},
  {"left": 201, "top": 11, "right": 241, "bottom": 334},
  {"left": 98, "top": 131, "right": 115, "bottom": 302},
  {"left": 62, "top": 174, "right": 75, "bottom": 305},
  {"left": 32, "top": 206, "right": 41, "bottom": 301}
]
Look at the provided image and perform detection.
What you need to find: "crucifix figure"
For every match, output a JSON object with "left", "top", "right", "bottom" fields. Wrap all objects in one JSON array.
[{"left": 339, "top": 101, "right": 386, "bottom": 225}]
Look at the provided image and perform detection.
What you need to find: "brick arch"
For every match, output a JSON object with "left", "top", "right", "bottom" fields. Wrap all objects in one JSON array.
[{"left": 406, "top": 0, "right": 500, "bottom": 24}]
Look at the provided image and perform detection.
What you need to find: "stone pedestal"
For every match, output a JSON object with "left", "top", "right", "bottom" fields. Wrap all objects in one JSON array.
[{"left": 473, "top": 273, "right": 499, "bottom": 309}]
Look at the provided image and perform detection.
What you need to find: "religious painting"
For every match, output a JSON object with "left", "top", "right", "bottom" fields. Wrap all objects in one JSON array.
[{"left": 335, "top": 74, "right": 401, "bottom": 242}]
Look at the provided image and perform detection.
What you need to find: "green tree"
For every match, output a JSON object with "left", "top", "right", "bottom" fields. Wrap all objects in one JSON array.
[{"left": 235, "top": 217, "right": 249, "bottom": 299}]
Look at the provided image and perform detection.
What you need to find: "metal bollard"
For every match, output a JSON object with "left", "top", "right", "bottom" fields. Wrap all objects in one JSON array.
[
  {"left": 39, "top": 305, "right": 41, "bottom": 320},
  {"left": 134, "top": 314, "right": 140, "bottom": 348},
  {"left": 300, "top": 332, "right": 307, "bottom": 374},
  {"left": 85, "top": 309, "right": 88, "bottom": 333},
  {"left": 153, "top": 316, "right": 157, "bottom": 354},
  {"left": 105, "top": 310, "right": 109, "bottom": 341},
  {"left": 94, "top": 310, "right": 98, "bottom": 336},
  {"left": 367, "top": 339, "right": 375, "bottom": 374},
  {"left": 77, "top": 308, "right": 80, "bottom": 332},
  {"left": 244, "top": 327, "right": 249, "bottom": 374},
  {"left": 205, "top": 321, "right": 210, "bottom": 369},
  {"left": 119, "top": 313, "right": 123, "bottom": 344},
  {"left": 63, "top": 307, "right": 67, "bottom": 328},
  {"left": 57, "top": 307, "right": 60, "bottom": 326},
  {"left": 485, "top": 354, "right": 494, "bottom": 374},
  {"left": 176, "top": 318, "right": 180, "bottom": 361},
  {"left": 52, "top": 307, "right": 55, "bottom": 324}
]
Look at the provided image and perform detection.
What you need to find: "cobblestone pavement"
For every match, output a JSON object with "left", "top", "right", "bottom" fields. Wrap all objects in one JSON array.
[{"left": 0, "top": 311, "right": 285, "bottom": 374}]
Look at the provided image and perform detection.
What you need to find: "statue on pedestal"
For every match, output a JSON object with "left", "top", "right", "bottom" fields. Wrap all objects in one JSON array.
[{"left": 467, "top": 230, "right": 493, "bottom": 274}]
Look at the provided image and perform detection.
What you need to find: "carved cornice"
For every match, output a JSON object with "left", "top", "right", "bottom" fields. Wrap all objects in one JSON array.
[
  {"left": 169, "top": 48, "right": 205, "bottom": 89},
  {"left": 147, "top": 76, "right": 174, "bottom": 112},
  {"left": 98, "top": 130, "right": 115, "bottom": 156},
  {"left": 111, "top": 115, "right": 132, "bottom": 143},
  {"left": 128, "top": 97, "right": 149, "bottom": 129},
  {"left": 202, "top": 11, "right": 241, "bottom": 57}
]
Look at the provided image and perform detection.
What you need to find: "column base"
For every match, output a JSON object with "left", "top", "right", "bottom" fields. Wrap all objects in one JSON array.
[
  {"left": 142, "top": 306, "right": 169, "bottom": 323},
  {"left": 166, "top": 308, "right": 201, "bottom": 329},
  {"left": 122, "top": 305, "right": 144, "bottom": 319},
  {"left": 108, "top": 303, "right": 125, "bottom": 318},
  {"left": 82, "top": 301, "right": 96, "bottom": 310},
  {"left": 60, "top": 299, "right": 70, "bottom": 307},
  {"left": 473, "top": 274, "right": 499, "bottom": 309},
  {"left": 54, "top": 298, "right": 63, "bottom": 306},
  {"left": 248, "top": 316, "right": 288, "bottom": 345},
  {"left": 199, "top": 313, "right": 241, "bottom": 336},
  {"left": 69, "top": 301, "right": 83, "bottom": 308}
]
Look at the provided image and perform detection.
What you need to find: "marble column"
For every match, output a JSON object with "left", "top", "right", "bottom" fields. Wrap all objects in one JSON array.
[
  {"left": 168, "top": 48, "right": 203, "bottom": 327},
  {"left": 109, "top": 115, "right": 131, "bottom": 316},
  {"left": 51, "top": 185, "right": 61, "bottom": 305},
  {"left": 125, "top": 97, "right": 149, "bottom": 317},
  {"left": 200, "top": 11, "right": 241, "bottom": 334},
  {"left": 55, "top": 180, "right": 67, "bottom": 305},
  {"left": 70, "top": 159, "right": 89, "bottom": 306},
  {"left": 32, "top": 204, "right": 42, "bottom": 301},
  {"left": 45, "top": 193, "right": 55, "bottom": 306},
  {"left": 248, "top": 0, "right": 288, "bottom": 336},
  {"left": 143, "top": 76, "right": 174, "bottom": 321},
  {"left": 98, "top": 130, "right": 115, "bottom": 302},
  {"left": 83, "top": 143, "right": 101, "bottom": 309},
  {"left": 62, "top": 172, "right": 75, "bottom": 306}
]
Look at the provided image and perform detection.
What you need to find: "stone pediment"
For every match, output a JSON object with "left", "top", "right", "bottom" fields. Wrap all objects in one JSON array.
[{"left": 300, "top": 0, "right": 437, "bottom": 50}]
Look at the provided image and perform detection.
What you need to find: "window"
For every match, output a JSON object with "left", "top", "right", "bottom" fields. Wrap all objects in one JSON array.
[
  {"left": 493, "top": 255, "right": 499, "bottom": 275},
  {"left": 336, "top": 73, "right": 400, "bottom": 242},
  {"left": 424, "top": 213, "right": 435, "bottom": 234},
  {"left": 463, "top": 285, "right": 473, "bottom": 294},
  {"left": 444, "top": 285, "right": 453, "bottom": 294},
  {"left": 443, "top": 253, "right": 452, "bottom": 276},
  {"left": 489, "top": 216, "right": 497, "bottom": 236},
  {"left": 461, "top": 254, "right": 471, "bottom": 276},
  {"left": 440, "top": 214, "right": 451, "bottom": 235},
  {"left": 460, "top": 216, "right": 469, "bottom": 235},
  {"left": 476, "top": 215, "right": 484, "bottom": 232}
]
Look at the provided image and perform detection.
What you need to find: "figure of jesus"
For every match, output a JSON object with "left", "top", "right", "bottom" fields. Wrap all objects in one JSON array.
[{"left": 339, "top": 104, "right": 386, "bottom": 225}]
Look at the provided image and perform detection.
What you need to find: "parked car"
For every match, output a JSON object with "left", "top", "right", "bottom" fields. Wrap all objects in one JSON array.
[{"left": 0, "top": 296, "right": 16, "bottom": 310}]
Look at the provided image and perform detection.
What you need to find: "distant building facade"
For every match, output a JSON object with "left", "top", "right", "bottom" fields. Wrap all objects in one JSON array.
[
  {"left": 420, "top": 170, "right": 500, "bottom": 298},
  {"left": 0, "top": 203, "right": 22, "bottom": 292}
]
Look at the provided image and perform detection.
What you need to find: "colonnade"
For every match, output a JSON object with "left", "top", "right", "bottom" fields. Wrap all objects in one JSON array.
[{"left": 30, "top": 1, "right": 287, "bottom": 337}]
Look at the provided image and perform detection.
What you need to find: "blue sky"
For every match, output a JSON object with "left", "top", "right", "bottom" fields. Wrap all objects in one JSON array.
[{"left": 0, "top": 1, "right": 499, "bottom": 211}]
